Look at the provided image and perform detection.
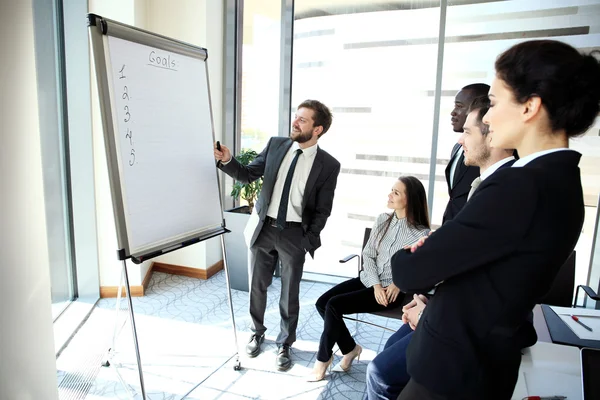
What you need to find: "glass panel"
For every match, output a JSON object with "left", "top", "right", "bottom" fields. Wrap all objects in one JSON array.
[
  {"left": 240, "top": 0, "right": 282, "bottom": 153},
  {"left": 293, "top": 2, "right": 440, "bottom": 277},
  {"left": 35, "top": 0, "right": 76, "bottom": 320},
  {"left": 443, "top": 0, "right": 600, "bottom": 291}
]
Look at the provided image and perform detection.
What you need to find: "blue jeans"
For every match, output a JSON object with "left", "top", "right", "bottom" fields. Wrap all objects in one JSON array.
[{"left": 366, "top": 323, "right": 413, "bottom": 400}]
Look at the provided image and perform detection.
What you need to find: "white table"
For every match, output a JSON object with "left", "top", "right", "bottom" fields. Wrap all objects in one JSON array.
[{"left": 512, "top": 341, "right": 582, "bottom": 400}]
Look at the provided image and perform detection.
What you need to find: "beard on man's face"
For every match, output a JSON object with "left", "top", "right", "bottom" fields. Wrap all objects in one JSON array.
[
  {"left": 291, "top": 128, "right": 312, "bottom": 143},
  {"left": 465, "top": 148, "right": 491, "bottom": 167}
]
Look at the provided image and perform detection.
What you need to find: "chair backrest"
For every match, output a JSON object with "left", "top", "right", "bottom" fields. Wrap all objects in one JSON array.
[
  {"left": 539, "top": 251, "right": 576, "bottom": 307},
  {"left": 359, "top": 227, "right": 372, "bottom": 271},
  {"left": 344, "top": 228, "right": 403, "bottom": 326}
]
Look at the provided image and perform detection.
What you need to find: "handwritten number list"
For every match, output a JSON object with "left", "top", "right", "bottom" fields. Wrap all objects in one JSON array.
[{"left": 119, "top": 64, "right": 136, "bottom": 166}]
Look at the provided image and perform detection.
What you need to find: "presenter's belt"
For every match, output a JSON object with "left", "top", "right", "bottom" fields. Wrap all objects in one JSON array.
[{"left": 265, "top": 216, "right": 302, "bottom": 229}]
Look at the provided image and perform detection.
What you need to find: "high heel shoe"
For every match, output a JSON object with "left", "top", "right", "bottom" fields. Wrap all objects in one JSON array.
[
  {"left": 332, "top": 344, "right": 362, "bottom": 372},
  {"left": 307, "top": 355, "right": 334, "bottom": 382}
]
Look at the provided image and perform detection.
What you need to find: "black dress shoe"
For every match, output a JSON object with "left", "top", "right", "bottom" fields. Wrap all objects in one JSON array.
[
  {"left": 246, "top": 333, "right": 264, "bottom": 358},
  {"left": 276, "top": 344, "right": 292, "bottom": 371}
]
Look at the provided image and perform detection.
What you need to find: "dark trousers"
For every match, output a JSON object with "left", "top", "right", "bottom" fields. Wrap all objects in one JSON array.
[
  {"left": 366, "top": 323, "right": 413, "bottom": 400},
  {"left": 315, "top": 277, "right": 403, "bottom": 362},
  {"left": 398, "top": 380, "right": 448, "bottom": 400},
  {"left": 249, "top": 223, "right": 305, "bottom": 345}
]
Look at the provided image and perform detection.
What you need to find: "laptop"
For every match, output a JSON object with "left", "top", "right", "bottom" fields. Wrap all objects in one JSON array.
[{"left": 581, "top": 347, "right": 600, "bottom": 399}]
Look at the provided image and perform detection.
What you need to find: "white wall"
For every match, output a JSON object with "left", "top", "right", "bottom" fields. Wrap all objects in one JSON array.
[
  {"left": 88, "top": 0, "right": 225, "bottom": 285},
  {"left": 0, "top": 1, "right": 60, "bottom": 398}
]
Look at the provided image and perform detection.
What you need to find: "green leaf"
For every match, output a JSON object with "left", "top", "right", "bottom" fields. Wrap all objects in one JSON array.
[{"left": 229, "top": 148, "right": 263, "bottom": 204}]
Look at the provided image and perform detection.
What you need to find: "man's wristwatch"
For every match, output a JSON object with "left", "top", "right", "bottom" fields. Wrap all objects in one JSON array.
[{"left": 417, "top": 310, "right": 423, "bottom": 322}]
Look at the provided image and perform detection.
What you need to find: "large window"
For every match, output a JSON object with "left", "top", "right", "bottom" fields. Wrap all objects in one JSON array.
[
  {"left": 34, "top": 0, "right": 77, "bottom": 319},
  {"left": 292, "top": 2, "right": 440, "bottom": 277},
  {"left": 240, "top": 0, "right": 282, "bottom": 152},
  {"left": 441, "top": 0, "right": 600, "bottom": 293},
  {"left": 280, "top": 0, "right": 600, "bottom": 285}
]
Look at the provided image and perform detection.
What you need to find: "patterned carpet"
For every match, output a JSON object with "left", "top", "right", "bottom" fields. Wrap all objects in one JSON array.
[{"left": 56, "top": 270, "right": 404, "bottom": 399}]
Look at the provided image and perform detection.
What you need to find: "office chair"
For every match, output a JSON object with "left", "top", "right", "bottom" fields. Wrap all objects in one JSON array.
[
  {"left": 574, "top": 284, "right": 600, "bottom": 308},
  {"left": 339, "top": 227, "right": 405, "bottom": 332},
  {"left": 539, "top": 251, "right": 577, "bottom": 307}
]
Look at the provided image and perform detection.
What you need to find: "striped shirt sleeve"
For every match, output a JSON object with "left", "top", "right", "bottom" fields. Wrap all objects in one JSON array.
[{"left": 360, "top": 213, "right": 430, "bottom": 288}]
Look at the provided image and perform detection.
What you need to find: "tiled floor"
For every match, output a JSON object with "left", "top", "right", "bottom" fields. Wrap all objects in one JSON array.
[{"left": 56, "top": 271, "right": 403, "bottom": 399}]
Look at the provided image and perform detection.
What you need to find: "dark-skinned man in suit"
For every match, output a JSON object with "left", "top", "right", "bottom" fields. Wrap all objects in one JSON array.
[
  {"left": 214, "top": 99, "right": 341, "bottom": 371},
  {"left": 443, "top": 83, "right": 490, "bottom": 224}
]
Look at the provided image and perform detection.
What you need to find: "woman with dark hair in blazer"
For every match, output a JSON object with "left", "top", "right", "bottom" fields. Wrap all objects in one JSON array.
[
  {"left": 308, "top": 176, "right": 430, "bottom": 381},
  {"left": 391, "top": 40, "right": 600, "bottom": 400}
]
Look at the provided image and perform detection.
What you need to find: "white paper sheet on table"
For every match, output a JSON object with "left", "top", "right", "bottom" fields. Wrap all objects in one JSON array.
[
  {"left": 512, "top": 342, "right": 582, "bottom": 400},
  {"left": 549, "top": 305, "right": 600, "bottom": 341}
]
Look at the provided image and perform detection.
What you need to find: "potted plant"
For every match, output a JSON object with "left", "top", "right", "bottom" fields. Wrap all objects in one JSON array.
[
  {"left": 229, "top": 149, "right": 263, "bottom": 213},
  {"left": 224, "top": 148, "right": 263, "bottom": 292}
]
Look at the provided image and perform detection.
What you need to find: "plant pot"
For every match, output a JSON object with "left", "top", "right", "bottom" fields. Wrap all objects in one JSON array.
[{"left": 224, "top": 206, "right": 252, "bottom": 292}]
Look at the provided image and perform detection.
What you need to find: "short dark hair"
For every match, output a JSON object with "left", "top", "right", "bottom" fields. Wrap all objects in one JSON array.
[
  {"left": 466, "top": 96, "right": 491, "bottom": 135},
  {"left": 495, "top": 40, "right": 600, "bottom": 138},
  {"left": 298, "top": 99, "right": 333, "bottom": 137},
  {"left": 462, "top": 83, "right": 490, "bottom": 99}
]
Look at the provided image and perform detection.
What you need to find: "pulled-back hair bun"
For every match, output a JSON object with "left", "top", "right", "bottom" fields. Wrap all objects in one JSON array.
[{"left": 495, "top": 40, "right": 600, "bottom": 138}]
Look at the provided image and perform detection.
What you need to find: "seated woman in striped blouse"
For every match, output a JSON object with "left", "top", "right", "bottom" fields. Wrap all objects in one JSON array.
[{"left": 309, "top": 176, "right": 431, "bottom": 381}]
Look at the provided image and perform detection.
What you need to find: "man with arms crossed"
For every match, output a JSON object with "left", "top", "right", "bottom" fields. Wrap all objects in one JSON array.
[{"left": 214, "top": 100, "right": 341, "bottom": 371}]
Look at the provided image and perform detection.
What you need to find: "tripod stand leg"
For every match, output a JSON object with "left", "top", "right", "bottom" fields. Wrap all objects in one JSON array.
[
  {"left": 122, "top": 259, "right": 147, "bottom": 399},
  {"left": 102, "top": 266, "right": 126, "bottom": 367},
  {"left": 220, "top": 235, "right": 241, "bottom": 370}
]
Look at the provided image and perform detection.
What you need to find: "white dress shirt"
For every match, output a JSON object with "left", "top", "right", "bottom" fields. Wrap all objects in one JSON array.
[
  {"left": 480, "top": 156, "right": 515, "bottom": 181},
  {"left": 512, "top": 148, "right": 572, "bottom": 167},
  {"left": 467, "top": 156, "right": 515, "bottom": 201},
  {"left": 266, "top": 142, "right": 318, "bottom": 222},
  {"left": 449, "top": 146, "right": 464, "bottom": 189}
]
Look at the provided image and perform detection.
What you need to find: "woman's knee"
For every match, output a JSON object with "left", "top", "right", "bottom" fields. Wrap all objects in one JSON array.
[
  {"left": 324, "top": 296, "right": 345, "bottom": 317},
  {"left": 315, "top": 293, "right": 329, "bottom": 315}
]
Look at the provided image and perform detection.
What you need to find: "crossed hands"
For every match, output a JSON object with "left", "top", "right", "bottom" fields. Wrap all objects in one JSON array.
[
  {"left": 402, "top": 294, "right": 428, "bottom": 330},
  {"left": 373, "top": 283, "right": 401, "bottom": 307}
]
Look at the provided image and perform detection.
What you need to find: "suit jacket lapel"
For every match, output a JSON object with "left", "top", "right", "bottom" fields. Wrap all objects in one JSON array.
[{"left": 302, "top": 148, "right": 323, "bottom": 212}]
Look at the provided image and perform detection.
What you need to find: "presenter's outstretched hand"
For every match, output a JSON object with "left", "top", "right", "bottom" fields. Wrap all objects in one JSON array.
[{"left": 214, "top": 142, "right": 232, "bottom": 163}]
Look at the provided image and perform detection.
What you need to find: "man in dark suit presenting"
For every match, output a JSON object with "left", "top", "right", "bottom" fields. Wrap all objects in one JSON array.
[
  {"left": 443, "top": 83, "right": 490, "bottom": 224},
  {"left": 214, "top": 100, "right": 341, "bottom": 371}
]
